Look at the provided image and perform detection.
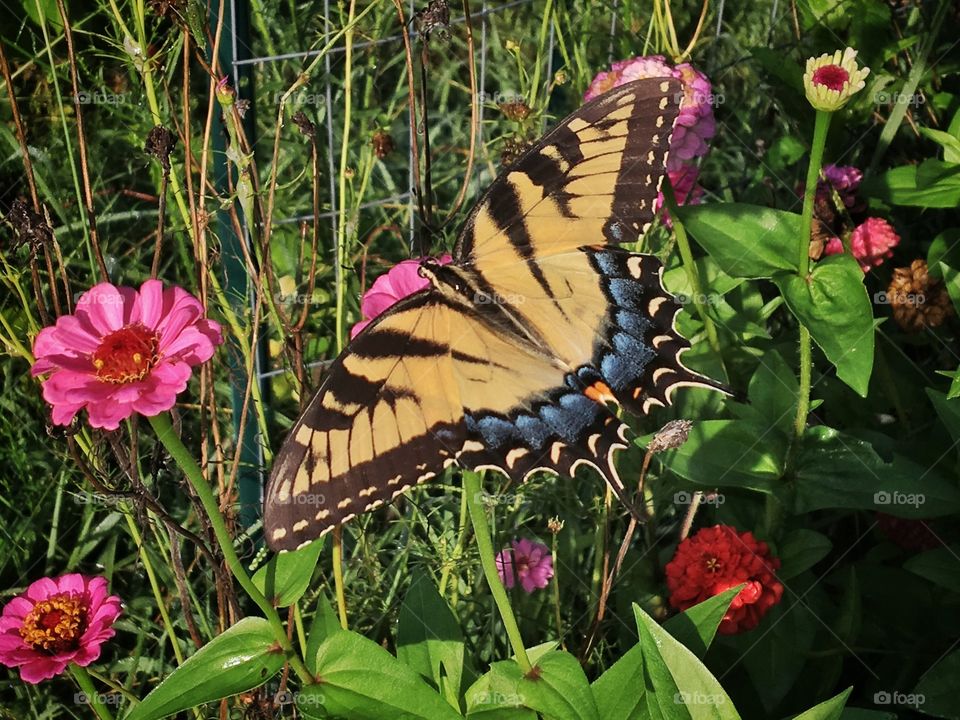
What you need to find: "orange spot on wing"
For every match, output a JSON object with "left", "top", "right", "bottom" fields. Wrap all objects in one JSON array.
[{"left": 585, "top": 381, "right": 616, "bottom": 405}]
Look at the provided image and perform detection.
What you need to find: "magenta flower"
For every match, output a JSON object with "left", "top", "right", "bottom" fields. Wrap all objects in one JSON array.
[
  {"left": 31, "top": 280, "right": 223, "bottom": 430},
  {"left": 817, "top": 164, "right": 863, "bottom": 210},
  {"left": 350, "top": 254, "right": 452, "bottom": 338},
  {"left": 495, "top": 539, "right": 554, "bottom": 593},
  {"left": 824, "top": 217, "right": 900, "bottom": 272},
  {"left": 0, "top": 574, "right": 122, "bottom": 684},
  {"left": 584, "top": 55, "right": 714, "bottom": 220}
]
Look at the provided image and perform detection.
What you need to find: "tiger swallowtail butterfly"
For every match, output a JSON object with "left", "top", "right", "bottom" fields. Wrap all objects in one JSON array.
[{"left": 264, "top": 77, "right": 726, "bottom": 551}]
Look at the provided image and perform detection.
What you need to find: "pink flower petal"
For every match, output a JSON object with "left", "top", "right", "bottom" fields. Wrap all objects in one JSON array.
[
  {"left": 55, "top": 573, "right": 87, "bottom": 596},
  {"left": 25, "top": 577, "right": 58, "bottom": 602},
  {"left": 76, "top": 284, "right": 126, "bottom": 335},
  {"left": 136, "top": 279, "right": 166, "bottom": 329}
]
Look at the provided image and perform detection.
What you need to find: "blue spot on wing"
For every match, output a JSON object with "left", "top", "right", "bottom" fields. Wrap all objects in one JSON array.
[
  {"left": 602, "top": 332, "right": 655, "bottom": 393},
  {"left": 515, "top": 414, "right": 552, "bottom": 450},
  {"left": 540, "top": 392, "right": 602, "bottom": 443},
  {"left": 475, "top": 416, "right": 516, "bottom": 448},
  {"left": 608, "top": 278, "right": 647, "bottom": 309},
  {"left": 616, "top": 309, "right": 653, "bottom": 338}
]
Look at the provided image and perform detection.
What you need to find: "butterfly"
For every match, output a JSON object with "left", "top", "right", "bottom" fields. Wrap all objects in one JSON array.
[{"left": 264, "top": 77, "right": 725, "bottom": 551}]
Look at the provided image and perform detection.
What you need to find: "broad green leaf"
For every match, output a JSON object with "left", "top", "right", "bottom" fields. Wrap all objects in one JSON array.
[
  {"left": 125, "top": 617, "right": 284, "bottom": 720},
  {"left": 465, "top": 661, "right": 536, "bottom": 719},
  {"left": 774, "top": 254, "right": 875, "bottom": 396},
  {"left": 912, "top": 650, "right": 960, "bottom": 718},
  {"left": 663, "top": 585, "right": 743, "bottom": 658},
  {"left": 794, "top": 426, "right": 960, "bottom": 517},
  {"left": 305, "top": 593, "right": 343, "bottom": 674},
  {"left": 904, "top": 547, "right": 960, "bottom": 593},
  {"left": 677, "top": 204, "right": 801, "bottom": 278},
  {"left": 862, "top": 159, "right": 960, "bottom": 208},
  {"left": 397, "top": 570, "right": 466, "bottom": 710},
  {"left": 252, "top": 537, "right": 324, "bottom": 607},
  {"left": 640, "top": 420, "right": 785, "bottom": 492},
  {"left": 663, "top": 256, "right": 745, "bottom": 303},
  {"left": 467, "top": 652, "right": 599, "bottom": 720},
  {"left": 926, "top": 389, "right": 960, "bottom": 444},
  {"left": 791, "top": 688, "right": 852, "bottom": 719},
  {"left": 919, "top": 128, "right": 960, "bottom": 164},
  {"left": 747, "top": 351, "right": 799, "bottom": 433},
  {"left": 777, "top": 529, "right": 833, "bottom": 580},
  {"left": 633, "top": 604, "right": 741, "bottom": 719},
  {"left": 21, "top": 0, "right": 61, "bottom": 27},
  {"left": 304, "top": 629, "right": 462, "bottom": 719},
  {"left": 591, "top": 644, "right": 645, "bottom": 720}
]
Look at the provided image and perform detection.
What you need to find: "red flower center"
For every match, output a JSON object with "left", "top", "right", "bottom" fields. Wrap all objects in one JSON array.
[
  {"left": 811, "top": 64, "right": 849, "bottom": 91},
  {"left": 92, "top": 324, "right": 160, "bottom": 383},
  {"left": 20, "top": 593, "right": 86, "bottom": 653}
]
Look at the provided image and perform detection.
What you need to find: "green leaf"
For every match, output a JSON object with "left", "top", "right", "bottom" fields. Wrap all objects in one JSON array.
[
  {"left": 640, "top": 419, "right": 785, "bottom": 492},
  {"left": 305, "top": 593, "right": 343, "bottom": 674},
  {"left": 663, "top": 585, "right": 744, "bottom": 658},
  {"left": 252, "top": 537, "right": 324, "bottom": 607},
  {"left": 467, "top": 652, "right": 599, "bottom": 720},
  {"left": 794, "top": 427, "right": 960, "bottom": 517},
  {"left": 774, "top": 254, "right": 875, "bottom": 396},
  {"left": 862, "top": 159, "right": 960, "bottom": 208},
  {"left": 125, "top": 617, "right": 285, "bottom": 720},
  {"left": 397, "top": 570, "right": 466, "bottom": 710},
  {"left": 913, "top": 650, "right": 960, "bottom": 719},
  {"left": 304, "top": 629, "right": 462, "bottom": 719},
  {"left": 591, "top": 644, "right": 645, "bottom": 720},
  {"left": 777, "top": 529, "right": 833, "bottom": 580},
  {"left": 904, "top": 547, "right": 960, "bottom": 593},
  {"left": 677, "top": 204, "right": 801, "bottom": 278},
  {"left": 791, "top": 688, "right": 853, "bottom": 719},
  {"left": 747, "top": 351, "right": 799, "bottom": 433},
  {"left": 919, "top": 128, "right": 960, "bottom": 164},
  {"left": 633, "top": 604, "right": 741, "bottom": 720},
  {"left": 926, "top": 389, "right": 960, "bottom": 444}
]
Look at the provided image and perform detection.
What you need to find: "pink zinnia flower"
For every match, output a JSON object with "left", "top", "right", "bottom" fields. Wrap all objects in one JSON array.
[
  {"left": 584, "top": 55, "right": 714, "bottom": 222},
  {"left": 824, "top": 217, "right": 900, "bottom": 272},
  {"left": 495, "top": 538, "right": 554, "bottom": 593},
  {"left": 31, "top": 280, "right": 223, "bottom": 430},
  {"left": 350, "top": 254, "right": 452, "bottom": 338},
  {"left": 0, "top": 574, "right": 122, "bottom": 684}
]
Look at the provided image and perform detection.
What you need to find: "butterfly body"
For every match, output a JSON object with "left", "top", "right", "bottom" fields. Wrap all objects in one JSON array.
[{"left": 265, "top": 78, "right": 725, "bottom": 551}]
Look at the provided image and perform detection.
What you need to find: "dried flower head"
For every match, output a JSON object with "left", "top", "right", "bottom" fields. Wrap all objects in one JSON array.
[
  {"left": 4, "top": 198, "right": 54, "bottom": 255},
  {"left": 144, "top": 125, "right": 177, "bottom": 172},
  {"left": 292, "top": 111, "right": 316, "bottom": 139},
  {"left": 887, "top": 259, "right": 953, "bottom": 332},
  {"left": 499, "top": 100, "right": 531, "bottom": 122},
  {"left": 415, "top": 0, "right": 450, "bottom": 42},
  {"left": 499, "top": 137, "right": 531, "bottom": 168},
  {"left": 371, "top": 129, "right": 394, "bottom": 159},
  {"left": 803, "top": 48, "right": 870, "bottom": 112},
  {"left": 648, "top": 419, "right": 693, "bottom": 453}
]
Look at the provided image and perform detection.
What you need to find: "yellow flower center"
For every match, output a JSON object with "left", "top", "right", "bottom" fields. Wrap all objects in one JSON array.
[
  {"left": 92, "top": 324, "right": 160, "bottom": 383},
  {"left": 20, "top": 593, "right": 86, "bottom": 652},
  {"left": 704, "top": 556, "right": 722, "bottom": 574}
]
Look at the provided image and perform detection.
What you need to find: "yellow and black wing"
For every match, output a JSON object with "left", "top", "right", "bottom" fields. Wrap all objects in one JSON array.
[{"left": 265, "top": 77, "right": 724, "bottom": 550}]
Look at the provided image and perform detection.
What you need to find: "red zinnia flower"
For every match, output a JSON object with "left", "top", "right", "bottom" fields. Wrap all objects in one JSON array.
[
  {"left": 0, "top": 574, "right": 122, "bottom": 684},
  {"left": 31, "top": 280, "right": 223, "bottom": 430},
  {"left": 824, "top": 217, "right": 900, "bottom": 272},
  {"left": 876, "top": 513, "right": 940, "bottom": 552},
  {"left": 665, "top": 525, "right": 783, "bottom": 635}
]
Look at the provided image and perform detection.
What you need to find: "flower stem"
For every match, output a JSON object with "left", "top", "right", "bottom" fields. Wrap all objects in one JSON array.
[
  {"left": 148, "top": 413, "right": 314, "bottom": 684},
  {"left": 69, "top": 664, "right": 114, "bottom": 720},
  {"left": 661, "top": 177, "right": 722, "bottom": 357},
  {"left": 462, "top": 470, "right": 532, "bottom": 673},
  {"left": 792, "top": 110, "right": 832, "bottom": 444}
]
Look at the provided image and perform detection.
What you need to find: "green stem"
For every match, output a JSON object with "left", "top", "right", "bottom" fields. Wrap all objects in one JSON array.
[
  {"left": 662, "top": 177, "right": 722, "bottom": 357},
  {"left": 69, "top": 664, "right": 114, "bottom": 720},
  {"left": 793, "top": 110, "right": 832, "bottom": 444},
  {"left": 462, "top": 471, "right": 532, "bottom": 673},
  {"left": 148, "top": 413, "right": 314, "bottom": 684}
]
